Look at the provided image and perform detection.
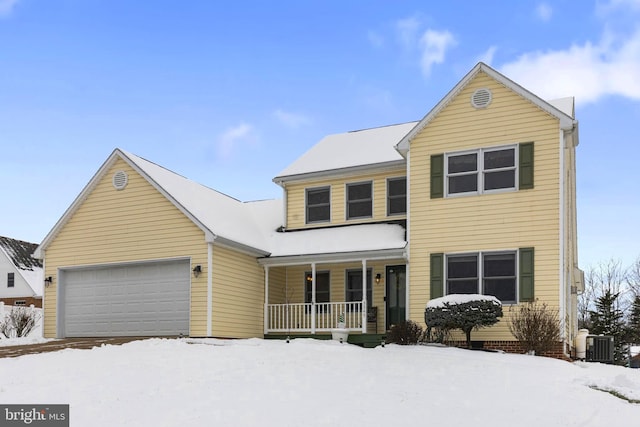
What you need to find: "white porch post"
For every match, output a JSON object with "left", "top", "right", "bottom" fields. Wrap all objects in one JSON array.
[
  {"left": 362, "top": 259, "right": 367, "bottom": 334},
  {"left": 311, "top": 263, "right": 316, "bottom": 334},
  {"left": 264, "top": 266, "right": 269, "bottom": 335}
]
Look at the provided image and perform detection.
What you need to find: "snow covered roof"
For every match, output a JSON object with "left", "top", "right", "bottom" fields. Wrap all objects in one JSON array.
[
  {"left": 0, "top": 236, "right": 44, "bottom": 295},
  {"left": 36, "top": 149, "right": 408, "bottom": 261},
  {"left": 264, "top": 223, "right": 407, "bottom": 259},
  {"left": 121, "top": 151, "right": 282, "bottom": 255},
  {"left": 274, "top": 122, "right": 417, "bottom": 183}
]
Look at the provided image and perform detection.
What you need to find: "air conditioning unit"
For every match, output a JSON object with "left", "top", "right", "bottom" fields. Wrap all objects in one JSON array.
[{"left": 585, "top": 335, "right": 614, "bottom": 364}]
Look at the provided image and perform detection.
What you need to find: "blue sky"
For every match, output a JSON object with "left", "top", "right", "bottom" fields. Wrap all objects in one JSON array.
[{"left": 1, "top": 0, "right": 639, "bottom": 269}]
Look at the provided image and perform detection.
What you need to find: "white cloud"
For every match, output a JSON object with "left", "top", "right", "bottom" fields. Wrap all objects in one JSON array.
[
  {"left": 477, "top": 46, "right": 498, "bottom": 66},
  {"left": 216, "top": 123, "right": 256, "bottom": 160},
  {"left": 395, "top": 16, "right": 421, "bottom": 50},
  {"left": 419, "top": 29, "right": 456, "bottom": 77},
  {"left": 273, "top": 109, "right": 311, "bottom": 129},
  {"left": 500, "top": 28, "right": 640, "bottom": 104},
  {"left": 535, "top": 3, "right": 553, "bottom": 22},
  {"left": 0, "top": 0, "right": 19, "bottom": 17}
]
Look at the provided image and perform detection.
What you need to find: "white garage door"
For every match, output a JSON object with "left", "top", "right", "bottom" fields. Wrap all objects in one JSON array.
[{"left": 62, "top": 259, "right": 190, "bottom": 337}]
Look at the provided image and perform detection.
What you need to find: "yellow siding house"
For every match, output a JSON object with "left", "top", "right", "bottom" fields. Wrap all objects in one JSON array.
[{"left": 36, "top": 63, "right": 582, "bottom": 357}]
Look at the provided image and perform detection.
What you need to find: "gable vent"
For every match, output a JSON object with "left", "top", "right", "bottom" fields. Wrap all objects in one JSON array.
[
  {"left": 471, "top": 88, "right": 492, "bottom": 109},
  {"left": 112, "top": 171, "right": 128, "bottom": 190}
]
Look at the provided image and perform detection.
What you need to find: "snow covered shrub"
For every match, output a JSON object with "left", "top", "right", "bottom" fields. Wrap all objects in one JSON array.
[
  {"left": 508, "top": 300, "right": 560, "bottom": 355},
  {"left": 386, "top": 320, "right": 424, "bottom": 345},
  {"left": 4, "top": 306, "right": 40, "bottom": 338},
  {"left": 425, "top": 295, "right": 503, "bottom": 348}
]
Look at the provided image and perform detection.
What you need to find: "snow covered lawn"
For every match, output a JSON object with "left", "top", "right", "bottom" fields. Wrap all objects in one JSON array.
[{"left": 0, "top": 338, "right": 638, "bottom": 426}]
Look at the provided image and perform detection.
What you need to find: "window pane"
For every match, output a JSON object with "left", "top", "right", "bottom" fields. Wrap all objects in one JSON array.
[
  {"left": 448, "top": 279, "right": 478, "bottom": 294},
  {"left": 346, "top": 270, "right": 372, "bottom": 308},
  {"left": 484, "top": 170, "right": 515, "bottom": 190},
  {"left": 484, "top": 253, "right": 516, "bottom": 277},
  {"left": 348, "top": 183, "right": 372, "bottom": 201},
  {"left": 348, "top": 200, "right": 372, "bottom": 218},
  {"left": 483, "top": 278, "right": 516, "bottom": 302},
  {"left": 449, "top": 174, "right": 478, "bottom": 194},
  {"left": 448, "top": 153, "right": 477, "bottom": 173},
  {"left": 448, "top": 255, "right": 478, "bottom": 278},
  {"left": 388, "top": 178, "right": 406, "bottom": 196},
  {"left": 484, "top": 149, "right": 515, "bottom": 170},
  {"left": 388, "top": 196, "right": 406, "bottom": 215},
  {"left": 307, "top": 188, "right": 329, "bottom": 205},
  {"left": 308, "top": 205, "right": 330, "bottom": 222},
  {"left": 483, "top": 253, "right": 516, "bottom": 303},
  {"left": 305, "top": 272, "right": 330, "bottom": 303}
]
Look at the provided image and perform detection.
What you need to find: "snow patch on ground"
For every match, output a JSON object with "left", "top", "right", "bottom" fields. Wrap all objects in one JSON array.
[{"left": 0, "top": 338, "right": 639, "bottom": 426}]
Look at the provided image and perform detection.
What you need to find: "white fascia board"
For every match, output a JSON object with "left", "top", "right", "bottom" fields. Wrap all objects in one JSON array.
[
  {"left": 273, "top": 160, "right": 406, "bottom": 186},
  {"left": 257, "top": 247, "right": 407, "bottom": 267},
  {"left": 213, "top": 235, "right": 271, "bottom": 258}
]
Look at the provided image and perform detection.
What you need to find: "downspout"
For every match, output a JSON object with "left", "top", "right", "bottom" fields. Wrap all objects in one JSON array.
[
  {"left": 405, "top": 149, "right": 411, "bottom": 321},
  {"left": 207, "top": 236, "right": 216, "bottom": 337},
  {"left": 559, "top": 129, "right": 568, "bottom": 357}
]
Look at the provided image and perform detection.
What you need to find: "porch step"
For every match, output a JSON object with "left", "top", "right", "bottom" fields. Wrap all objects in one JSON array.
[{"left": 264, "top": 333, "right": 386, "bottom": 348}]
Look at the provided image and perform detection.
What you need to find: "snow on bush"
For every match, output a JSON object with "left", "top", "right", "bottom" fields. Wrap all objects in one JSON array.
[{"left": 425, "top": 294, "right": 503, "bottom": 347}]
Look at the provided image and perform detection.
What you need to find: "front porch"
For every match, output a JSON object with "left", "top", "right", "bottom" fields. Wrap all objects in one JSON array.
[{"left": 259, "top": 248, "right": 407, "bottom": 336}]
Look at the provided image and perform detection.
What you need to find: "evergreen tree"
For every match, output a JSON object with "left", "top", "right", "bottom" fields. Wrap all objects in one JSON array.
[
  {"left": 589, "top": 290, "right": 626, "bottom": 364},
  {"left": 626, "top": 295, "right": 640, "bottom": 345}
]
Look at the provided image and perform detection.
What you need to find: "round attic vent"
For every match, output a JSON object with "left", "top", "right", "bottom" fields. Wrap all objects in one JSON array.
[
  {"left": 112, "top": 170, "right": 128, "bottom": 190},
  {"left": 471, "top": 88, "right": 492, "bottom": 109}
]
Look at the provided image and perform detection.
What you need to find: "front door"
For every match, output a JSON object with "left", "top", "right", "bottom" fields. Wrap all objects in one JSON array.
[{"left": 386, "top": 265, "right": 406, "bottom": 329}]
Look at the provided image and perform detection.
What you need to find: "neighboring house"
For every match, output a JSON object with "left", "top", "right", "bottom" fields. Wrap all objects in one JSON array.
[
  {"left": 0, "top": 236, "right": 44, "bottom": 307},
  {"left": 36, "top": 62, "right": 582, "bottom": 356}
]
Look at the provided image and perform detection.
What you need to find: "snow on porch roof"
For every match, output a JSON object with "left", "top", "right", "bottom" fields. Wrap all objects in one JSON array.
[
  {"left": 273, "top": 121, "right": 417, "bottom": 182},
  {"left": 261, "top": 223, "right": 407, "bottom": 261}
]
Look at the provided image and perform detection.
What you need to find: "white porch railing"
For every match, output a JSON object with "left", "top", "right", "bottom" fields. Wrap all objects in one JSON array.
[{"left": 266, "top": 302, "right": 364, "bottom": 333}]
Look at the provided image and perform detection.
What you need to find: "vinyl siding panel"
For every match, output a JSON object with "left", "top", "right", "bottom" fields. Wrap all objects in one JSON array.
[
  {"left": 408, "top": 71, "right": 562, "bottom": 341},
  {"left": 43, "top": 158, "right": 208, "bottom": 338},
  {"left": 211, "top": 245, "right": 264, "bottom": 338},
  {"left": 285, "top": 167, "right": 407, "bottom": 229}
]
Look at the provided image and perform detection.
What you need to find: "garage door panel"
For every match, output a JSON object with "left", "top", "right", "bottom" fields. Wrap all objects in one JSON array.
[{"left": 63, "top": 259, "right": 190, "bottom": 337}]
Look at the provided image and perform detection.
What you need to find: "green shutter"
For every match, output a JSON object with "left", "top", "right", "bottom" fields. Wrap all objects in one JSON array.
[
  {"left": 519, "top": 247, "right": 535, "bottom": 302},
  {"left": 431, "top": 154, "right": 444, "bottom": 198},
  {"left": 519, "top": 142, "right": 534, "bottom": 190},
  {"left": 430, "top": 253, "right": 444, "bottom": 299}
]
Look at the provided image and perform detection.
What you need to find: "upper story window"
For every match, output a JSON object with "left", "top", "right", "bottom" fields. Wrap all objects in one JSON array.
[
  {"left": 7, "top": 272, "right": 14, "bottom": 288},
  {"left": 446, "top": 251, "right": 517, "bottom": 304},
  {"left": 446, "top": 146, "right": 516, "bottom": 196},
  {"left": 346, "top": 181, "right": 372, "bottom": 220},
  {"left": 387, "top": 177, "right": 407, "bottom": 216},
  {"left": 306, "top": 186, "right": 330, "bottom": 224}
]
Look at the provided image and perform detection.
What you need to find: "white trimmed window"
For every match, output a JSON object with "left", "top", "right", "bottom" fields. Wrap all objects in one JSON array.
[
  {"left": 345, "top": 269, "right": 373, "bottom": 309},
  {"left": 305, "top": 271, "right": 330, "bottom": 307},
  {"left": 446, "top": 251, "right": 517, "bottom": 304},
  {"left": 306, "top": 186, "right": 331, "bottom": 224},
  {"left": 446, "top": 146, "right": 517, "bottom": 196},
  {"left": 387, "top": 177, "right": 407, "bottom": 216},
  {"left": 7, "top": 272, "right": 14, "bottom": 288},
  {"left": 346, "top": 181, "right": 372, "bottom": 219}
]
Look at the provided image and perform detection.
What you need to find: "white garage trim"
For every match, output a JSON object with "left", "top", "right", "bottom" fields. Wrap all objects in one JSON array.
[{"left": 57, "top": 257, "right": 191, "bottom": 338}]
